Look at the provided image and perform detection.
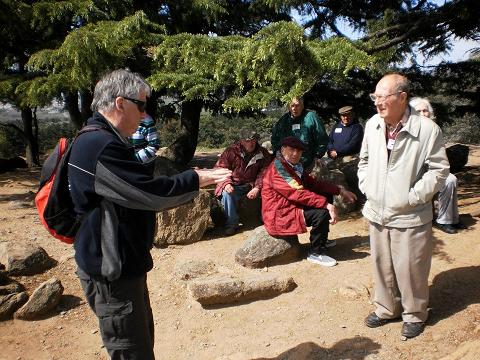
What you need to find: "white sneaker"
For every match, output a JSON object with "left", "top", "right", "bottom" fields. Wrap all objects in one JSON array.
[
  {"left": 325, "top": 240, "right": 336, "bottom": 248},
  {"left": 307, "top": 252, "right": 337, "bottom": 267}
]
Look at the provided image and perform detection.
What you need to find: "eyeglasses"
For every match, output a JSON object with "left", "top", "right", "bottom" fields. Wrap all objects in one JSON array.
[
  {"left": 123, "top": 96, "right": 146, "bottom": 112},
  {"left": 369, "top": 92, "right": 402, "bottom": 102}
]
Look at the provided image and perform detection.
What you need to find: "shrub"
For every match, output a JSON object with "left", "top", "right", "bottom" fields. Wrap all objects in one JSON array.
[{"left": 443, "top": 113, "right": 480, "bottom": 145}]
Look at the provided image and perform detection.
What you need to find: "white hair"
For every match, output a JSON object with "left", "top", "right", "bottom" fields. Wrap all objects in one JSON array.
[{"left": 410, "top": 97, "right": 435, "bottom": 119}]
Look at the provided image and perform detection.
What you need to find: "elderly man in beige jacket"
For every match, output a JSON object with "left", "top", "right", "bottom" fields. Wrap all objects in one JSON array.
[{"left": 358, "top": 73, "right": 449, "bottom": 339}]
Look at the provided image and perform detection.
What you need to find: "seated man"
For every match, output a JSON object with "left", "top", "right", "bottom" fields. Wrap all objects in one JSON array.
[
  {"left": 262, "top": 136, "right": 357, "bottom": 267},
  {"left": 410, "top": 97, "right": 464, "bottom": 234},
  {"left": 215, "top": 129, "right": 273, "bottom": 235},
  {"left": 271, "top": 96, "right": 329, "bottom": 171},
  {"left": 327, "top": 106, "right": 364, "bottom": 160}
]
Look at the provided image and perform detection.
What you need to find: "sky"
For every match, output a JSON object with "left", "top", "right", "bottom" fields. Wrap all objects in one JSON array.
[{"left": 292, "top": 1, "right": 479, "bottom": 67}]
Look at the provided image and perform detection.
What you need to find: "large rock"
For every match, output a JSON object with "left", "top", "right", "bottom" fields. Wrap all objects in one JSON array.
[
  {"left": 235, "top": 226, "right": 301, "bottom": 268},
  {"left": 154, "top": 190, "right": 212, "bottom": 246},
  {"left": 15, "top": 277, "right": 64, "bottom": 320},
  {"left": 446, "top": 144, "right": 469, "bottom": 173},
  {"left": 0, "top": 242, "right": 56, "bottom": 276},
  {"left": 0, "top": 156, "right": 27, "bottom": 174},
  {"left": 0, "top": 292, "right": 28, "bottom": 320},
  {"left": 188, "top": 274, "right": 297, "bottom": 306}
]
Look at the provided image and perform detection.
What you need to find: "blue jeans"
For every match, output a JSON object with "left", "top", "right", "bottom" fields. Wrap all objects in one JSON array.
[{"left": 220, "top": 184, "right": 251, "bottom": 227}]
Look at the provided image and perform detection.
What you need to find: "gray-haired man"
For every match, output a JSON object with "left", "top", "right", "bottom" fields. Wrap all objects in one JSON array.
[{"left": 68, "top": 69, "right": 231, "bottom": 359}]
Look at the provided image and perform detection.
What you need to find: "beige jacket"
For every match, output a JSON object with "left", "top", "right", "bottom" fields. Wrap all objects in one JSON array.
[{"left": 358, "top": 107, "right": 449, "bottom": 227}]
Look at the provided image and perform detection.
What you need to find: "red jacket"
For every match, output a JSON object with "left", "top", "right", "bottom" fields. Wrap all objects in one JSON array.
[
  {"left": 262, "top": 155, "right": 340, "bottom": 236},
  {"left": 214, "top": 142, "right": 272, "bottom": 197}
]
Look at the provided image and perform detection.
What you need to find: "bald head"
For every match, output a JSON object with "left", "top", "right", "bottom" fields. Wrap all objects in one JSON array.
[{"left": 373, "top": 73, "right": 410, "bottom": 126}]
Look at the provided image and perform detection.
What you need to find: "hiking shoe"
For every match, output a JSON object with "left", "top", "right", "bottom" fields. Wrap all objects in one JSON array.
[
  {"left": 325, "top": 239, "right": 336, "bottom": 248},
  {"left": 401, "top": 322, "right": 425, "bottom": 338},
  {"left": 306, "top": 252, "right": 337, "bottom": 267},
  {"left": 224, "top": 226, "right": 237, "bottom": 236},
  {"left": 433, "top": 222, "right": 457, "bottom": 234},
  {"left": 364, "top": 312, "right": 389, "bottom": 328}
]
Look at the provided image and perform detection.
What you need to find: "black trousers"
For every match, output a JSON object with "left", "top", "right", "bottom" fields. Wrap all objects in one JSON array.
[
  {"left": 77, "top": 267, "right": 155, "bottom": 360},
  {"left": 304, "top": 207, "right": 331, "bottom": 253}
]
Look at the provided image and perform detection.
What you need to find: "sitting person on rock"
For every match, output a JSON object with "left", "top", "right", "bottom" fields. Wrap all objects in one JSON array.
[
  {"left": 215, "top": 128, "right": 273, "bottom": 235},
  {"left": 327, "top": 106, "right": 364, "bottom": 160},
  {"left": 261, "top": 136, "right": 357, "bottom": 267},
  {"left": 410, "top": 97, "right": 465, "bottom": 234}
]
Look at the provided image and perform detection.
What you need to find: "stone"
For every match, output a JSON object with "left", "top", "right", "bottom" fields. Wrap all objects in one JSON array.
[
  {"left": 235, "top": 226, "right": 301, "bottom": 268},
  {"left": 0, "top": 292, "right": 28, "bottom": 320},
  {"left": 0, "top": 281, "right": 24, "bottom": 295},
  {"left": 154, "top": 190, "right": 212, "bottom": 246},
  {"left": 188, "top": 274, "right": 297, "bottom": 306},
  {"left": 446, "top": 144, "right": 469, "bottom": 173},
  {"left": 338, "top": 281, "right": 370, "bottom": 300},
  {"left": 15, "top": 277, "right": 64, "bottom": 320},
  {"left": 0, "top": 242, "right": 56, "bottom": 276},
  {"left": 0, "top": 156, "right": 27, "bottom": 174}
]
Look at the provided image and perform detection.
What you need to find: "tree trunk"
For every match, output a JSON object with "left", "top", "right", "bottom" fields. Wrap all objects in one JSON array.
[
  {"left": 79, "top": 90, "right": 93, "bottom": 124},
  {"left": 169, "top": 100, "right": 202, "bottom": 166},
  {"left": 21, "top": 107, "right": 39, "bottom": 167},
  {"left": 65, "top": 91, "right": 83, "bottom": 129}
]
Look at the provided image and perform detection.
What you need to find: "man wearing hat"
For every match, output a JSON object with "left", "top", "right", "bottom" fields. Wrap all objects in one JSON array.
[
  {"left": 262, "top": 136, "right": 357, "bottom": 266},
  {"left": 271, "top": 97, "right": 329, "bottom": 171},
  {"left": 215, "top": 128, "right": 273, "bottom": 235},
  {"left": 327, "top": 106, "right": 364, "bottom": 160}
]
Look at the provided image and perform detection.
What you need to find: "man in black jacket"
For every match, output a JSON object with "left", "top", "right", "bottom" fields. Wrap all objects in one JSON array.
[{"left": 68, "top": 69, "right": 231, "bottom": 359}]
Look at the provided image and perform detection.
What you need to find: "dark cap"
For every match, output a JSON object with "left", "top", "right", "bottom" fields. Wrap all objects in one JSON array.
[
  {"left": 239, "top": 128, "right": 260, "bottom": 141},
  {"left": 281, "top": 136, "right": 307, "bottom": 151},
  {"left": 339, "top": 106, "right": 353, "bottom": 115}
]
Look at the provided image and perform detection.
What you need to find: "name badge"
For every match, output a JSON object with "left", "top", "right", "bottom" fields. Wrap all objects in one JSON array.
[
  {"left": 292, "top": 124, "right": 300, "bottom": 131},
  {"left": 334, "top": 128, "right": 342, "bottom": 133},
  {"left": 387, "top": 138, "right": 395, "bottom": 150}
]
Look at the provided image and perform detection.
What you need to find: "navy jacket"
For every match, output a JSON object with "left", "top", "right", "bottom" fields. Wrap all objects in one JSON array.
[
  {"left": 68, "top": 112, "right": 199, "bottom": 280},
  {"left": 327, "top": 121, "right": 364, "bottom": 157}
]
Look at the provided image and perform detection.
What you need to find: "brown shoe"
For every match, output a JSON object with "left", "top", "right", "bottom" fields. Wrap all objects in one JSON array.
[{"left": 401, "top": 322, "right": 425, "bottom": 338}]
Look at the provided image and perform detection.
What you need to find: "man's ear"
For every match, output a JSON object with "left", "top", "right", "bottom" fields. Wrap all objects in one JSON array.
[{"left": 115, "top": 96, "right": 124, "bottom": 111}]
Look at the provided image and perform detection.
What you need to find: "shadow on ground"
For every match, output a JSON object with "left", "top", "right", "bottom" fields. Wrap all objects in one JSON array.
[
  {"left": 251, "top": 337, "right": 381, "bottom": 360},
  {"left": 428, "top": 266, "right": 480, "bottom": 325}
]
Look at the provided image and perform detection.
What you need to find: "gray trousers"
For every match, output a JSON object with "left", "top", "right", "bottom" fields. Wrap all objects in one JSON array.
[
  {"left": 369, "top": 222, "right": 432, "bottom": 323},
  {"left": 77, "top": 268, "right": 155, "bottom": 360},
  {"left": 436, "top": 173, "right": 459, "bottom": 225}
]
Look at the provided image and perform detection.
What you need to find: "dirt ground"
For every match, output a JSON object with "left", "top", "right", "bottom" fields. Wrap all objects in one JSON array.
[{"left": 0, "top": 146, "right": 479, "bottom": 360}]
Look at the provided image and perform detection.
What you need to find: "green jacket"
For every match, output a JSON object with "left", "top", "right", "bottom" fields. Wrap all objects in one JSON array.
[{"left": 271, "top": 110, "right": 329, "bottom": 169}]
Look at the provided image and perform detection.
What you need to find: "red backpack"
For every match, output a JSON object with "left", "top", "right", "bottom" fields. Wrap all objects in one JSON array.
[{"left": 35, "top": 125, "right": 103, "bottom": 243}]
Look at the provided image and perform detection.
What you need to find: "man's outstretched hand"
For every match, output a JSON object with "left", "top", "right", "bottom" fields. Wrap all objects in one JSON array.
[{"left": 195, "top": 168, "right": 232, "bottom": 188}]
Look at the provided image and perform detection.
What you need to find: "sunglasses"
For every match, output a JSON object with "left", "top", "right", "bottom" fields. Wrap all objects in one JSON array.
[{"left": 123, "top": 96, "right": 146, "bottom": 112}]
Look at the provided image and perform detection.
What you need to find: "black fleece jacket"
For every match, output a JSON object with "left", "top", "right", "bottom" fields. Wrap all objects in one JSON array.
[{"left": 68, "top": 112, "right": 199, "bottom": 280}]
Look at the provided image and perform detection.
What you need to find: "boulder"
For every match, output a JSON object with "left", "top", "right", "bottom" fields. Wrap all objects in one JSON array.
[
  {"left": 235, "top": 226, "right": 301, "bottom": 268},
  {"left": 0, "top": 292, "right": 28, "bottom": 320},
  {"left": 0, "top": 242, "right": 56, "bottom": 276},
  {"left": 154, "top": 190, "right": 212, "bottom": 246},
  {"left": 446, "top": 144, "right": 469, "bottom": 173},
  {"left": 188, "top": 274, "right": 297, "bottom": 306},
  {"left": 15, "top": 277, "right": 64, "bottom": 320}
]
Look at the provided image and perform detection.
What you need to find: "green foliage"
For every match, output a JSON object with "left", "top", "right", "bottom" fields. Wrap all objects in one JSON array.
[
  {"left": 158, "top": 111, "right": 279, "bottom": 150},
  {"left": 443, "top": 113, "right": 480, "bottom": 145},
  {"left": 149, "top": 21, "right": 375, "bottom": 113},
  {"left": 23, "top": 12, "right": 165, "bottom": 107},
  {"left": 0, "top": 118, "right": 76, "bottom": 158}
]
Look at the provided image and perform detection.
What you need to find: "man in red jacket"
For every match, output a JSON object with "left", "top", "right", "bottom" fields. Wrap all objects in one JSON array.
[
  {"left": 262, "top": 136, "right": 356, "bottom": 266},
  {"left": 215, "top": 128, "right": 273, "bottom": 235}
]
